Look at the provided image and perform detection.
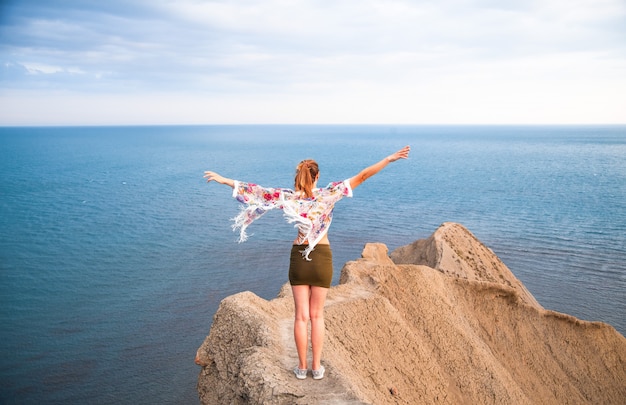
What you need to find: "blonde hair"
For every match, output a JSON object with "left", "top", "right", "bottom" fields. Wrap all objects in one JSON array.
[{"left": 294, "top": 159, "right": 319, "bottom": 198}]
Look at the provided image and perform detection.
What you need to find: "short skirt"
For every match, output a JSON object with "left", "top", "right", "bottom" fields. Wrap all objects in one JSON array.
[{"left": 289, "top": 244, "right": 333, "bottom": 288}]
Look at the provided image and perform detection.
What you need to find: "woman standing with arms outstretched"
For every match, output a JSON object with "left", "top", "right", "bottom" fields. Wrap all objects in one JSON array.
[{"left": 204, "top": 145, "right": 410, "bottom": 380}]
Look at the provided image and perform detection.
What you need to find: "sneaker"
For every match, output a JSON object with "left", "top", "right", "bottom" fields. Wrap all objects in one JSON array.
[
  {"left": 312, "top": 365, "right": 325, "bottom": 380},
  {"left": 293, "top": 366, "right": 307, "bottom": 380}
]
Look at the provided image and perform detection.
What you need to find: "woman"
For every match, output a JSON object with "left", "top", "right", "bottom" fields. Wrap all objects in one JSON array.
[{"left": 204, "top": 145, "right": 410, "bottom": 380}]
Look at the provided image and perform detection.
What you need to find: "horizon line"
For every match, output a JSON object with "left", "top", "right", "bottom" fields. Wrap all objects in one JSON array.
[{"left": 2, "top": 123, "right": 626, "bottom": 128}]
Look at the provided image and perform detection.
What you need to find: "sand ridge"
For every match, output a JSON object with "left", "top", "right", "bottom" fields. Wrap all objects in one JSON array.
[{"left": 196, "top": 223, "right": 626, "bottom": 404}]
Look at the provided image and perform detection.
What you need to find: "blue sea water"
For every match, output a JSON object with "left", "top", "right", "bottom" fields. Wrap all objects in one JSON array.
[{"left": 1, "top": 125, "right": 625, "bottom": 404}]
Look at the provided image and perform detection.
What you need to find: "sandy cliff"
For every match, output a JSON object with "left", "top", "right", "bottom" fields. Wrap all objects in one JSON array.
[{"left": 195, "top": 222, "right": 626, "bottom": 404}]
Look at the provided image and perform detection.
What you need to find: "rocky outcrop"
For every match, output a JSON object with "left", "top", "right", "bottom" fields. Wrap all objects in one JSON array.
[
  {"left": 196, "top": 222, "right": 626, "bottom": 404},
  {"left": 390, "top": 222, "right": 540, "bottom": 307}
]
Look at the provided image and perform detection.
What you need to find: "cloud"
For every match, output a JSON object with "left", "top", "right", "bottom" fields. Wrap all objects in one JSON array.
[
  {"left": 21, "top": 62, "right": 64, "bottom": 75},
  {"left": 0, "top": 0, "right": 625, "bottom": 124}
]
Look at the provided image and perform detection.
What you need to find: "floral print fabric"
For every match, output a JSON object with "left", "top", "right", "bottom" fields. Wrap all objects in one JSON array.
[{"left": 231, "top": 179, "right": 353, "bottom": 260}]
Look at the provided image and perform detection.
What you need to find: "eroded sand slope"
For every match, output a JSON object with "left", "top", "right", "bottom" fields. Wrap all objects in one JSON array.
[{"left": 196, "top": 223, "right": 626, "bottom": 404}]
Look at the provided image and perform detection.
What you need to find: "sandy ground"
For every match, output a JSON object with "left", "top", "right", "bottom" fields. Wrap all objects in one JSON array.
[{"left": 196, "top": 223, "right": 626, "bottom": 404}]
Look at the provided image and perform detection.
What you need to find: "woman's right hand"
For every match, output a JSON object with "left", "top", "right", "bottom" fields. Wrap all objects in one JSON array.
[{"left": 387, "top": 145, "right": 411, "bottom": 162}]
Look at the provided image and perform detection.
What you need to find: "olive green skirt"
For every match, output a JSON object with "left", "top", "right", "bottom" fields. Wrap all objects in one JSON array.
[{"left": 289, "top": 244, "right": 333, "bottom": 288}]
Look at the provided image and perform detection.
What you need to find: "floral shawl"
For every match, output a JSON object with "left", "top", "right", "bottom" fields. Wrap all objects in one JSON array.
[{"left": 231, "top": 179, "right": 353, "bottom": 260}]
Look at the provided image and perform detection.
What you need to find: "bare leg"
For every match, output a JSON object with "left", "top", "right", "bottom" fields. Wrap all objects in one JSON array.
[
  {"left": 309, "top": 286, "right": 329, "bottom": 371},
  {"left": 292, "top": 285, "right": 311, "bottom": 370}
]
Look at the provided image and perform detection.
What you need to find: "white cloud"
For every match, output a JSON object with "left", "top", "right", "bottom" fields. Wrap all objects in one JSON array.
[
  {"left": 20, "top": 62, "right": 86, "bottom": 75},
  {"left": 1, "top": 0, "right": 625, "bottom": 124},
  {"left": 21, "top": 63, "right": 64, "bottom": 74}
]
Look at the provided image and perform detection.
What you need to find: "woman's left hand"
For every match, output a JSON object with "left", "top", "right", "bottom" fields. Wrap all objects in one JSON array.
[{"left": 204, "top": 171, "right": 235, "bottom": 187}]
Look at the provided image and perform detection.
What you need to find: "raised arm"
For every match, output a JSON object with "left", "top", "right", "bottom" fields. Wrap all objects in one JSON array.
[
  {"left": 204, "top": 171, "right": 235, "bottom": 188},
  {"left": 349, "top": 145, "right": 410, "bottom": 190}
]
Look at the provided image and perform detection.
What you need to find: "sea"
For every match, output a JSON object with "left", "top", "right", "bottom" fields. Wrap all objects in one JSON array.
[{"left": 1, "top": 125, "right": 625, "bottom": 404}]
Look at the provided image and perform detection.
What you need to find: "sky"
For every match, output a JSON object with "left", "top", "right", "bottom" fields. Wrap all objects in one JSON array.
[{"left": 1, "top": 0, "right": 625, "bottom": 125}]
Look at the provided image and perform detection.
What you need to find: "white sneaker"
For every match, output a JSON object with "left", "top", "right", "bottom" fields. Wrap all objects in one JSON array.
[
  {"left": 312, "top": 365, "right": 325, "bottom": 380},
  {"left": 293, "top": 366, "right": 307, "bottom": 380}
]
